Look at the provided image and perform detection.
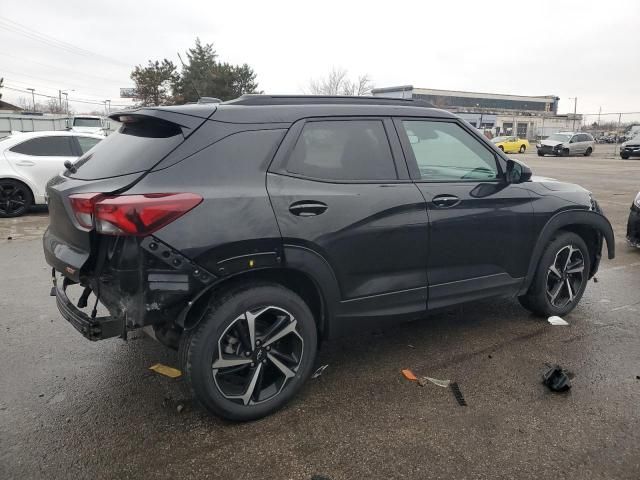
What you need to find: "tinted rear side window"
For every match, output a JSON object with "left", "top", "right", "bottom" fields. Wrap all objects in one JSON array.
[
  {"left": 69, "top": 119, "right": 183, "bottom": 180},
  {"left": 286, "top": 120, "right": 397, "bottom": 181},
  {"left": 76, "top": 136, "right": 101, "bottom": 154},
  {"left": 10, "top": 136, "right": 75, "bottom": 156}
]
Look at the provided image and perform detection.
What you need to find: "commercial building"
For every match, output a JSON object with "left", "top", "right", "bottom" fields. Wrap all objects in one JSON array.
[{"left": 371, "top": 86, "right": 581, "bottom": 140}]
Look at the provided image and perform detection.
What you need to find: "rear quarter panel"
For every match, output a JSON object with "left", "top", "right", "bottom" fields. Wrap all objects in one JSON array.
[{"left": 129, "top": 126, "right": 288, "bottom": 274}]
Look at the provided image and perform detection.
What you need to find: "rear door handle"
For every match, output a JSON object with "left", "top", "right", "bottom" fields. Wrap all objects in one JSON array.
[
  {"left": 289, "top": 200, "right": 328, "bottom": 217},
  {"left": 432, "top": 194, "right": 461, "bottom": 208}
]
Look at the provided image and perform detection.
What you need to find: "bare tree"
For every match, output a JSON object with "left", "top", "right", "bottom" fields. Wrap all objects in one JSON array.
[
  {"left": 308, "top": 68, "right": 374, "bottom": 96},
  {"left": 44, "top": 98, "right": 66, "bottom": 114}
]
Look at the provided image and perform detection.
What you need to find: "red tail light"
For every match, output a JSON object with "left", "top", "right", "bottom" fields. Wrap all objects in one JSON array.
[{"left": 69, "top": 193, "right": 202, "bottom": 236}]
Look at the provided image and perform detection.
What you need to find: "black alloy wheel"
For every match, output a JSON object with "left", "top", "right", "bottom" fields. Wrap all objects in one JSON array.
[{"left": 0, "top": 180, "right": 32, "bottom": 218}]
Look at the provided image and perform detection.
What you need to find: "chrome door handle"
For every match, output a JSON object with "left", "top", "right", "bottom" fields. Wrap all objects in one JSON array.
[{"left": 15, "top": 160, "right": 36, "bottom": 166}]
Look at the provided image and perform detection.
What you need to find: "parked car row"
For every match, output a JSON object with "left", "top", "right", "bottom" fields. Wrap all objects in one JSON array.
[{"left": 0, "top": 131, "right": 103, "bottom": 217}]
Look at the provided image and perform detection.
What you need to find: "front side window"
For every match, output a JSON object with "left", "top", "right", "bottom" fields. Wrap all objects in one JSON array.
[
  {"left": 402, "top": 120, "right": 499, "bottom": 181},
  {"left": 10, "top": 136, "right": 75, "bottom": 156},
  {"left": 286, "top": 120, "right": 397, "bottom": 181}
]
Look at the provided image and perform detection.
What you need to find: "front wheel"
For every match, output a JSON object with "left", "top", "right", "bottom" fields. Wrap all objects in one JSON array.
[
  {"left": 537, "top": 150, "right": 544, "bottom": 157},
  {"left": 584, "top": 147, "right": 593, "bottom": 156},
  {"left": 519, "top": 145, "right": 526, "bottom": 153},
  {"left": 180, "top": 283, "right": 318, "bottom": 421},
  {"left": 518, "top": 231, "right": 590, "bottom": 317},
  {"left": 498, "top": 145, "right": 504, "bottom": 151},
  {"left": 621, "top": 153, "right": 630, "bottom": 159}
]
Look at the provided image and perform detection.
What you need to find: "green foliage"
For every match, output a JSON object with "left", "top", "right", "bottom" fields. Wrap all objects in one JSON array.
[
  {"left": 131, "top": 39, "right": 259, "bottom": 106},
  {"left": 130, "top": 59, "right": 178, "bottom": 106}
]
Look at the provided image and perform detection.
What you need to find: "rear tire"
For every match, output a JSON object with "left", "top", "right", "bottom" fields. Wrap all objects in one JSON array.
[
  {"left": 584, "top": 147, "right": 593, "bottom": 156},
  {"left": 519, "top": 145, "right": 526, "bottom": 153},
  {"left": 498, "top": 145, "right": 504, "bottom": 151},
  {"left": 0, "top": 179, "right": 33, "bottom": 218},
  {"left": 518, "top": 231, "right": 590, "bottom": 317},
  {"left": 180, "top": 282, "right": 317, "bottom": 421},
  {"left": 621, "top": 153, "right": 630, "bottom": 159}
]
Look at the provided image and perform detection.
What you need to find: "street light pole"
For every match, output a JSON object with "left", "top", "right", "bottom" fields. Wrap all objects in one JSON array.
[{"left": 27, "top": 88, "right": 35, "bottom": 111}]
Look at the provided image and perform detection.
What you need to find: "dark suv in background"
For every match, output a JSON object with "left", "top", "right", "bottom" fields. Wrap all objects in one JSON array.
[{"left": 43, "top": 96, "right": 615, "bottom": 421}]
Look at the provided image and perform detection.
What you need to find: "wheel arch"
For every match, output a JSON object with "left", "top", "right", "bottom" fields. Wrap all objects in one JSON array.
[
  {"left": 179, "top": 262, "right": 337, "bottom": 342},
  {"left": 520, "top": 210, "right": 615, "bottom": 295}
]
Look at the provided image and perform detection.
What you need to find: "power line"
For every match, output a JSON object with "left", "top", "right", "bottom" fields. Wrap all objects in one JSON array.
[
  {"left": 0, "top": 51, "right": 128, "bottom": 85},
  {"left": 0, "top": 15, "right": 130, "bottom": 68},
  {"left": 2, "top": 85, "right": 131, "bottom": 108},
  {"left": 1, "top": 70, "right": 123, "bottom": 98}
]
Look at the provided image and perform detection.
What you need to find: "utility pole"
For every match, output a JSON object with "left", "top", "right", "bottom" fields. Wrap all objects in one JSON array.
[
  {"left": 61, "top": 92, "right": 69, "bottom": 116},
  {"left": 569, "top": 97, "right": 578, "bottom": 131},
  {"left": 27, "top": 88, "right": 35, "bottom": 111},
  {"left": 597, "top": 106, "right": 601, "bottom": 127},
  {"left": 59, "top": 90, "right": 63, "bottom": 112}
]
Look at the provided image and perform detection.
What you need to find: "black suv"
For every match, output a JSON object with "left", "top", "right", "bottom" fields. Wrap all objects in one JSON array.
[{"left": 43, "top": 96, "right": 615, "bottom": 421}]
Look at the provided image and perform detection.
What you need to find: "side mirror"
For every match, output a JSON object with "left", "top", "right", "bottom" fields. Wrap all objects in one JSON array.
[{"left": 506, "top": 159, "right": 532, "bottom": 184}]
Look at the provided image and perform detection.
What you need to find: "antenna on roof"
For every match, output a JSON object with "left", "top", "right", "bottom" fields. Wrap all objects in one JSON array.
[{"left": 177, "top": 52, "right": 201, "bottom": 100}]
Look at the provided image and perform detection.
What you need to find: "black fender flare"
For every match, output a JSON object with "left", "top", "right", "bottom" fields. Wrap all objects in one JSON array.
[
  {"left": 175, "top": 244, "right": 340, "bottom": 337},
  {"left": 520, "top": 209, "right": 615, "bottom": 294}
]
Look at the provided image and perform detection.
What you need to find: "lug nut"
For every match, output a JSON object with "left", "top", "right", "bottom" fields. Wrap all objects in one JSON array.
[
  {"left": 262, "top": 359, "right": 267, "bottom": 364},
  {"left": 244, "top": 351, "right": 251, "bottom": 357},
  {"left": 266, "top": 346, "right": 271, "bottom": 351},
  {"left": 256, "top": 340, "right": 261, "bottom": 346},
  {"left": 250, "top": 362, "right": 255, "bottom": 367}
]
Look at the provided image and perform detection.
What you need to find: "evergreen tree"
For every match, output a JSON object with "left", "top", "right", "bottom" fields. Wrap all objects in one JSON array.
[{"left": 130, "top": 60, "right": 178, "bottom": 106}]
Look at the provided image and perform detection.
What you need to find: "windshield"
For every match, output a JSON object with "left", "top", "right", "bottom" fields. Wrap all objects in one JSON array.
[
  {"left": 73, "top": 118, "right": 102, "bottom": 128},
  {"left": 547, "top": 133, "right": 572, "bottom": 142},
  {"left": 491, "top": 136, "right": 509, "bottom": 143}
]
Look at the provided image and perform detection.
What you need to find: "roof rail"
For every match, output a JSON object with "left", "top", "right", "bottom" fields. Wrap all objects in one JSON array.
[{"left": 225, "top": 94, "right": 434, "bottom": 108}]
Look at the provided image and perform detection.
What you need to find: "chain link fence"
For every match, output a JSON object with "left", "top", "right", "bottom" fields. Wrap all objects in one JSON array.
[{"left": 578, "top": 111, "right": 640, "bottom": 158}]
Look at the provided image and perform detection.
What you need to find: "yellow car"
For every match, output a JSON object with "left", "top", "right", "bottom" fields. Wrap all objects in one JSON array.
[{"left": 491, "top": 136, "right": 530, "bottom": 153}]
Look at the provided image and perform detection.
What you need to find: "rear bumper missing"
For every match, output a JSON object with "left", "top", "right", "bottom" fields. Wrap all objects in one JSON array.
[{"left": 52, "top": 273, "right": 123, "bottom": 341}]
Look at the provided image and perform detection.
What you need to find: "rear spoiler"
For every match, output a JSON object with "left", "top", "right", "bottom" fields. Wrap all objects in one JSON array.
[{"left": 109, "top": 104, "right": 217, "bottom": 137}]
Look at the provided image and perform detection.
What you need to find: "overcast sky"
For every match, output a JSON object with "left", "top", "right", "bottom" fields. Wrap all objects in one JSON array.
[{"left": 1, "top": 0, "right": 639, "bottom": 120}]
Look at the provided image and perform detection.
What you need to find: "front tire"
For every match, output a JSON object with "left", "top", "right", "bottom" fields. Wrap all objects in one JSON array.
[
  {"left": 498, "top": 145, "right": 504, "bottom": 152},
  {"left": 0, "top": 179, "right": 33, "bottom": 218},
  {"left": 584, "top": 147, "right": 593, "bottom": 156},
  {"left": 621, "top": 153, "right": 630, "bottom": 159},
  {"left": 518, "top": 231, "right": 590, "bottom": 317},
  {"left": 519, "top": 145, "right": 526, "bottom": 153},
  {"left": 537, "top": 150, "right": 544, "bottom": 157},
  {"left": 180, "top": 283, "right": 318, "bottom": 421}
]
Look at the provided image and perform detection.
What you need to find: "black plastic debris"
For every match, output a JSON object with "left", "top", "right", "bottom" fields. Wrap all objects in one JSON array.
[
  {"left": 450, "top": 382, "right": 467, "bottom": 406},
  {"left": 542, "top": 365, "right": 572, "bottom": 392}
]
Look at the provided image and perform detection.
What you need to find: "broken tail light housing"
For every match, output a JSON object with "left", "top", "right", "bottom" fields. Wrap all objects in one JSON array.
[{"left": 69, "top": 193, "right": 203, "bottom": 236}]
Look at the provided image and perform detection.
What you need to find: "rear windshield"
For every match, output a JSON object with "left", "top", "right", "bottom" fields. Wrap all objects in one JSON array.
[
  {"left": 74, "top": 118, "right": 102, "bottom": 128},
  {"left": 68, "top": 119, "right": 183, "bottom": 180}
]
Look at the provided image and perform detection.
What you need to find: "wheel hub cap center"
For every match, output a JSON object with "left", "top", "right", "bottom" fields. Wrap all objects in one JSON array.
[{"left": 254, "top": 348, "right": 266, "bottom": 362}]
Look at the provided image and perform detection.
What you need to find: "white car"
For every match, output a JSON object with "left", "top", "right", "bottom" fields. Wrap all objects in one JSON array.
[{"left": 0, "top": 131, "right": 103, "bottom": 217}]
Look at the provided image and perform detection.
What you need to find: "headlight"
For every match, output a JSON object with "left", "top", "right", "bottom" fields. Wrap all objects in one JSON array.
[
  {"left": 634, "top": 192, "right": 640, "bottom": 208},
  {"left": 536, "top": 143, "right": 541, "bottom": 148}
]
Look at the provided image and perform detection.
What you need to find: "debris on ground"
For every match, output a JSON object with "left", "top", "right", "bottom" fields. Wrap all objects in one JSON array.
[
  {"left": 450, "top": 382, "right": 467, "bottom": 406},
  {"left": 401, "top": 369, "right": 418, "bottom": 381},
  {"left": 542, "top": 365, "right": 572, "bottom": 392},
  {"left": 417, "top": 376, "right": 451, "bottom": 388},
  {"left": 7, "top": 236, "right": 12, "bottom": 240},
  {"left": 311, "top": 364, "right": 328, "bottom": 379},
  {"left": 548, "top": 316, "right": 569, "bottom": 326},
  {"left": 149, "top": 363, "right": 182, "bottom": 378}
]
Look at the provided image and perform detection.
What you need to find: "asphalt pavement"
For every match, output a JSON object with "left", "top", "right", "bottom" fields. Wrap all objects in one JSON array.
[{"left": 1, "top": 151, "right": 639, "bottom": 480}]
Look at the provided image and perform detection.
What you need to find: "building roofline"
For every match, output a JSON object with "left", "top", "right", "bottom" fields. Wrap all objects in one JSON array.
[{"left": 372, "top": 85, "right": 559, "bottom": 102}]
